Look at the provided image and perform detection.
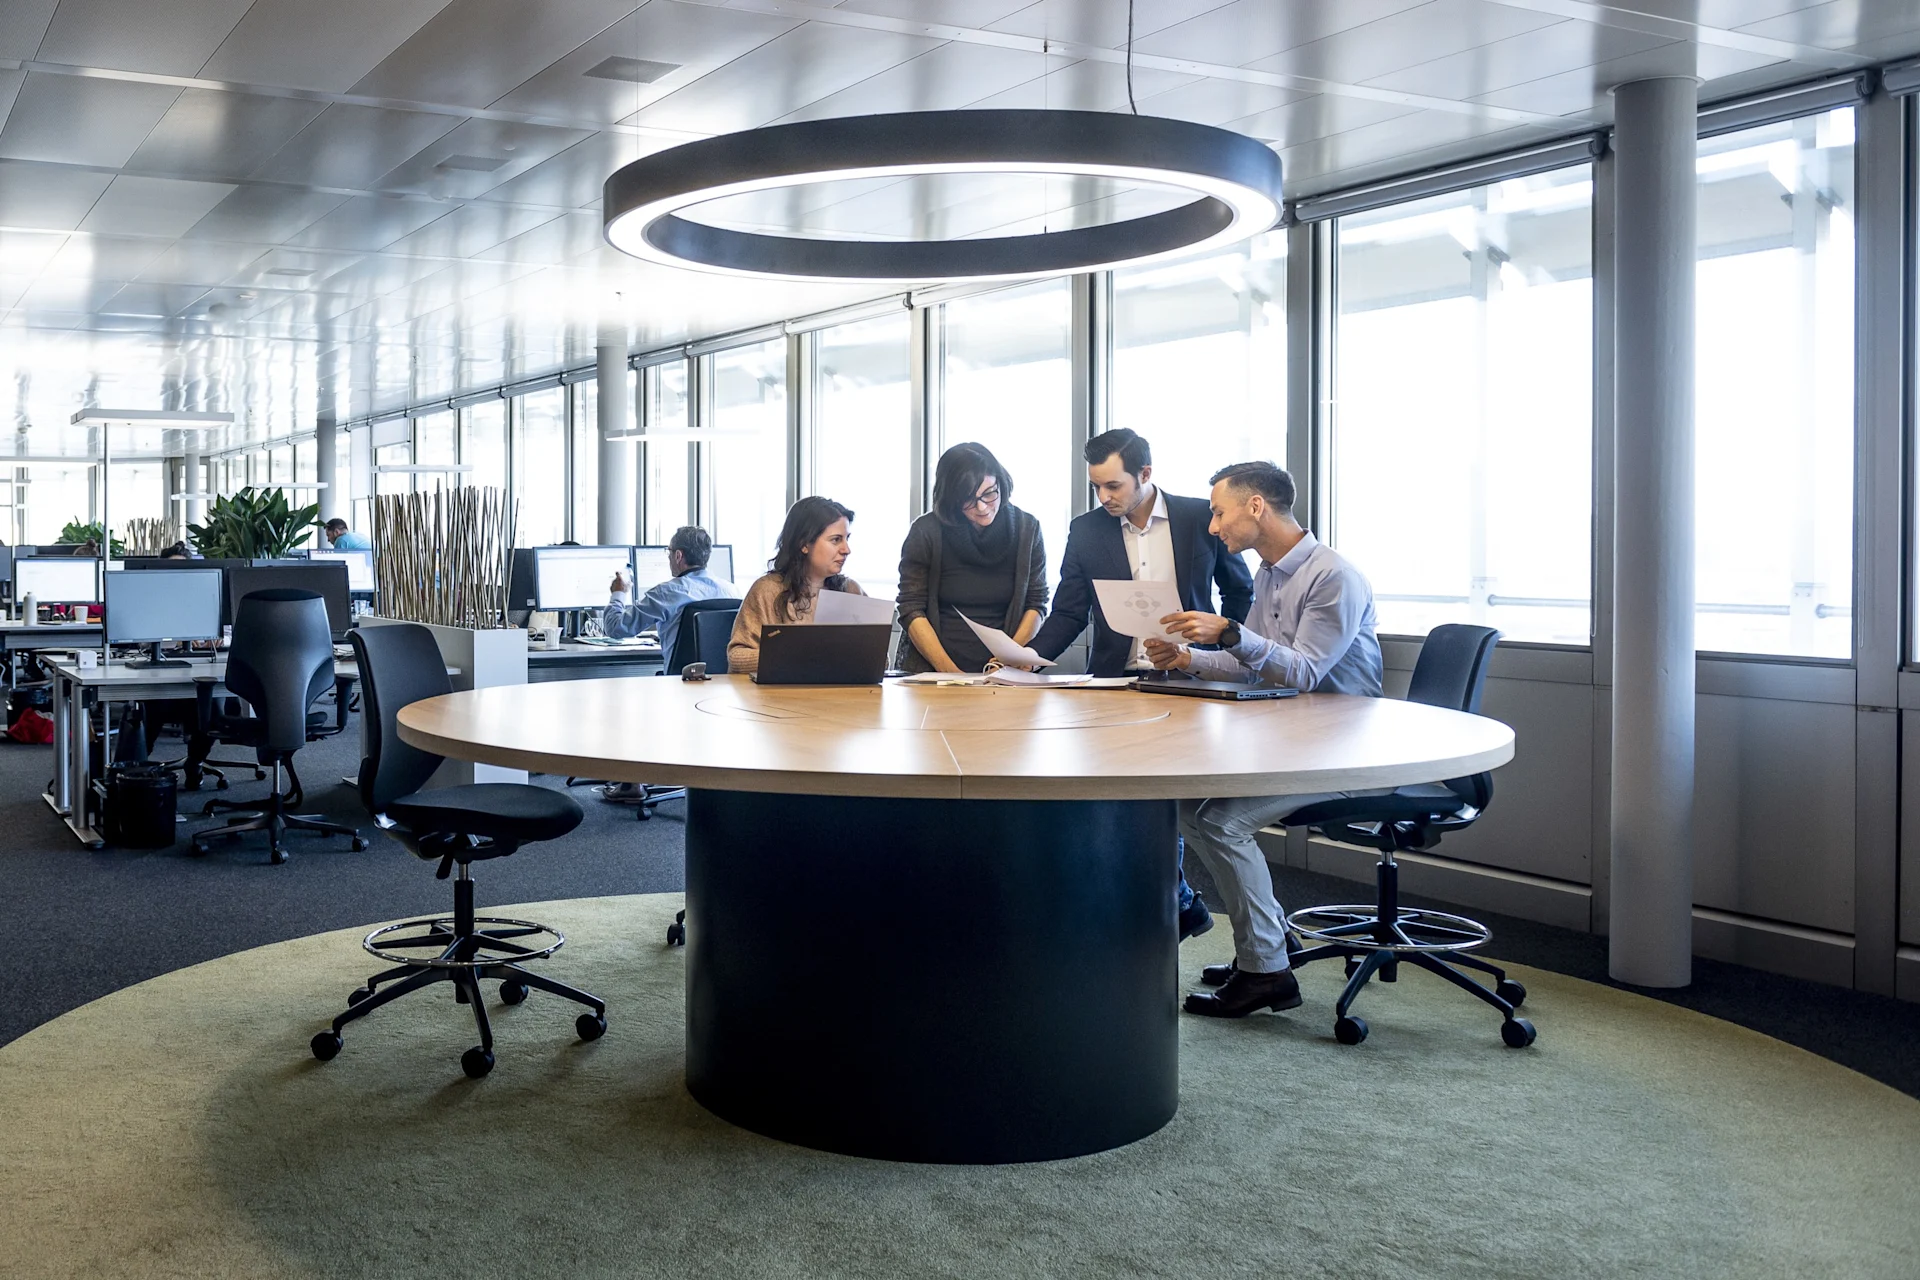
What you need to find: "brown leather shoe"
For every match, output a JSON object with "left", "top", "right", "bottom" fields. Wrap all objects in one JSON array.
[
  {"left": 1184, "top": 966, "right": 1301, "bottom": 1017},
  {"left": 1200, "top": 959, "right": 1236, "bottom": 987}
]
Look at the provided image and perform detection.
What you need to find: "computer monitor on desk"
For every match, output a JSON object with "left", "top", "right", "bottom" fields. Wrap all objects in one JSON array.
[
  {"left": 630, "top": 546, "right": 674, "bottom": 596},
  {"left": 103, "top": 568, "right": 222, "bottom": 667},
  {"left": 15, "top": 556, "right": 100, "bottom": 607},
  {"left": 532, "top": 545, "right": 631, "bottom": 611},
  {"left": 708, "top": 544, "right": 735, "bottom": 584},
  {"left": 311, "top": 548, "right": 375, "bottom": 592},
  {"left": 226, "top": 562, "right": 353, "bottom": 639}
]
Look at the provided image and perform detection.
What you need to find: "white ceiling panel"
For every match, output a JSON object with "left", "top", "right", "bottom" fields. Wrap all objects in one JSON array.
[
  {"left": 77, "top": 176, "right": 238, "bottom": 238},
  {"left": 1248, "top": 1, "right": 1565, "bottom": 86},
  {"left": 123, "top": 90, "right": 329, "bottom": 181},
  {"left": 350, "top": 0, "right": 638, "bottom": 109},
  {"left": 628, "top": 21, "right": 945, "bottom": 134},
  {"left": 282, "top": 196, "right": 459, "bottom": 254},
  {"left": 0, "top": 73, "right": 181, "bottom": 168},
  {"left": 777, "top": 39, "right": 1051, "bottom": 122},
  {"left": 133, "top": 240, "right": 270, "bottom": 287},
  {"left": 0, "top": 0, "right": 58, "bottom": 61},
  {"left": 39, "top": 233, "right": 169, "bottom": 280},
  {"left": 481, "top": 211, "right": 606, "bottom": 266},
  {"left": 1286, "top": 113, "right": 1552, "bottom": 192},
  {"left": 1365, "top": 19, "right": 1674, "bottom": 99},
  {"left": 489, "top": 1, "right": 798, "bottom": 125},
  {"left": 221, "top": 247, "right": 368, "bottom": 290},
  {"left": 1621, "top": 0, "right": 1828, "bottom": 22},
  {"left": 0, "top": 160, "right": 113, "bottom": 231},
  {"left": 1133, "top": 0, "right": 1431, "bottom": 67},
  {"left": 0, "top": 229, "right": 69, "bottom": 275},
  {"left": 33, "top": 0, "right": 252, "bottom": 77},
  {"left": 379, "top": 202, "right": 562, "bottom": 259},
  {"left": 1472, "top": 40, "right": 1783, "bottom": 116},
  {"left": 986, "top": 0, "right": 1240, "bottom": 47},
  {"left": 1738, "top": 1, "right": 1920, "bottom": 50},
  {"left": 371, "top": 119, "right": 595, "bottom": 200},
  {"left": 1130, "top": 77, "right": 1310, "bottom": 126},
  {"left": 962, "top": 55, "right": 1203, "bottom": 112},
  {"left": 181, "top": 187, "right": 348, "bottom": 245},
  {"left": 0, "top": 67, "right": 25, "bottom": 125},
  {"left": 1226, "top": 93, "right": 1421, "bottom": 147},
  {"left": 197, "top": 0, "right": 454, "bottom": 94},
  {"left": 96, "top": 281, "right": 212, "bottom": 318},
  {"left": 476, "top": 132, "right": 667, "bottom": 210},
  {"left": 249, "top": 104, "right": 465, "bottom": 190}
]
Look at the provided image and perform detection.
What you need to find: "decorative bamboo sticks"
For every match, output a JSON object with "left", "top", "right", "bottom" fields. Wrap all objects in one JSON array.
[
  {"left": 371, "top": 485, "right": 517, "bottom": 629},
  {"left": 123, "top": 518, "right": 169, "bottom": 556}
]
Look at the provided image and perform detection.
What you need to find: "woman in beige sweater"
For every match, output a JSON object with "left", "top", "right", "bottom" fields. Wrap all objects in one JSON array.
[{"left": 727, "top": 495, "right": 864, "bottom": 676}]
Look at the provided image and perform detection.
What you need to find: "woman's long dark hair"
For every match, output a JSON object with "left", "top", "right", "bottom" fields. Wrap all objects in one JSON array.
[
  {"left": 930, "top": 442, "right": 1012, "bottom": 525},
  {"left": 769, "top": 495, "right": 855, "bottom": 616}
]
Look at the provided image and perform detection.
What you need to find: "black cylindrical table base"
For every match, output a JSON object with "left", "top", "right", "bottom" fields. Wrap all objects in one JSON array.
[{"left": 684, "top": 789, "right": 1179, "bottom": 1163}]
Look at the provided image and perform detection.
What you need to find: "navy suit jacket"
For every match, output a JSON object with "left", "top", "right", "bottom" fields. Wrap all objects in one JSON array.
[{"left": 1030, "top": 491, "right": 1254, "bottom": 677}]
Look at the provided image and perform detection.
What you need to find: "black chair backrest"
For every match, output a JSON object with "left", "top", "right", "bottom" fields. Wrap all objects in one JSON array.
[
  {"left": 226, "top": 589, "right": 333, "bottom": 754},
  {"left": 349, "top": 622, "right": 453, "bottom": 815},
  {"left": 665, "top": 597, "right": 742, "bottom": 674},
  {"left": 693, "top": 607, "right": 737, "bottom": 675},
  {"left": 1406, "top": 624, "right": 1501, "bottom": 809}
]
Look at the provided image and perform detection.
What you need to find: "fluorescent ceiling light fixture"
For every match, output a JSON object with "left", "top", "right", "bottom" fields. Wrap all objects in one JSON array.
[
  {"left": 603, "top": 110, "right": 1283, "bottom": 285},
  {"left": 373, "top": 464, "right": 475, "bottom": 473},
  {"left": 169, "top": 493, "right": 218, "bottom": 502},
  {"left": 70, "top": 409, "right": 234, "bottom": 429}
]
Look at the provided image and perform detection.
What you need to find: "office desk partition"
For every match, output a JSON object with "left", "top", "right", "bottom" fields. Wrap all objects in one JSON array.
[{"left": 399, "top": 677, "right": 1515, "bottom": 1164}]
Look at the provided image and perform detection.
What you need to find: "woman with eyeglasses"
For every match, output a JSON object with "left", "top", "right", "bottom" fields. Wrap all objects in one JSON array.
[
  {"left": 727, "top": 495, "right": 862, "bottom": 677},
  {"left": 895, "top": 441, "right": 1048, "bottom": 674}
]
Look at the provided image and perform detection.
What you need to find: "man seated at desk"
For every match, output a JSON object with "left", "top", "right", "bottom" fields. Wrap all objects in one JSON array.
[
  {"left": 1145, "top": 461, "right": 1385, "bottom": 1020},
  {"left": 603, "top": 525, "right": 738, "bottom": 658},
  {"left": 323, "top": 519, "right": 371, "bottom": 552}
]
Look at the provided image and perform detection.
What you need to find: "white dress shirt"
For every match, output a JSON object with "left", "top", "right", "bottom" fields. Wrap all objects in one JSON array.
[
  {"left": 1120, "top": 488, "right": 1175, "bottom": 671},
  {"left": 1184, "top": 531, "right": 1383, "bottom": 696}
]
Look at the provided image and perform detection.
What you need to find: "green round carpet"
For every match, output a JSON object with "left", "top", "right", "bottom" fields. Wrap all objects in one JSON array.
[{"left": 2, "top": 893, "right": 1916, "bottom": 1279}]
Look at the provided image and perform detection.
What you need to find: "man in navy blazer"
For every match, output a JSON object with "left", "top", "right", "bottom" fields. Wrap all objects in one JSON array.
[{"left": 1029, "top": 428, "right": 1255, "bottom": 941}]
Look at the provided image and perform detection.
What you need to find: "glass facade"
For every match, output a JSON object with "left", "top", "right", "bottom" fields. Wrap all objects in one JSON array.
[
  {"left": 812, "top": 313, "right": 913, "bottom": 600},
  {"left": 642, "top": 362, "right": 692, "bottom": 547},
  {"left": 705, "top": 339, "right": 788, "bottom": 582},
  {"left": 513, "top": 386, "right": 567, "bottom": 548}
]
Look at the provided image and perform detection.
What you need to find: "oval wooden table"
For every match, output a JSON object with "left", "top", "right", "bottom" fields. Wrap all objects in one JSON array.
[{"left": 400, "top": 677, "right": 1514, "bottom": 1164}]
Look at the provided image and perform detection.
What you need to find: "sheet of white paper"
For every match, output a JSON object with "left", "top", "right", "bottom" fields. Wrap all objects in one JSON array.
[
  {"left": 958, "top": 612, "right": 1053, "bottom": 669},
  {"left": 894, "top": 671, "right": 988, "bottom": 685},
  {"left": 987, "top": 669, "right": 1089, "bottom": 687},
  {"left": 1093, "top": 578, "right": 1183, "bottom": 640},
  {"left": 813, "top": 591, "right": 897, "bottom": 625}
]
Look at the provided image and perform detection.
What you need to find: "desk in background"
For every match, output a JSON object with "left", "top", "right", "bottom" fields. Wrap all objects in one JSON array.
[{"left": 527, "top": 639, "right": 663, "bottom": 683}]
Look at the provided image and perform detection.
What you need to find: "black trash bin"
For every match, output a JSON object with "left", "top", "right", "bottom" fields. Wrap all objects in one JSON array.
[{"left": 104, "top": 763, "right": 178, "bottom": 849}]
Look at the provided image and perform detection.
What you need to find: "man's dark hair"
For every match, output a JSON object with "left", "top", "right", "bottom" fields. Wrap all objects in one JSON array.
[
  {"left": 1208, "top": 462, "right": 1296, "bottom": 514},
  {"left": 669, "top": 525, "right": 712, "bottom": 570},
  {"left": 324, "top": 518, "right": 349, "bottom": 534},
  {"left": 1084, "top": 427, "right": 1151, "bottom": 476}
]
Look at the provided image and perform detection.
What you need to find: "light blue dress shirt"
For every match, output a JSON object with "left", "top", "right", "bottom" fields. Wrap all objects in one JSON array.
[
  {"left": 1184, "top": 532, "right": 1383, "bottom": 696},
  {"left": 603, "top": 567, "right": 739, "bottom": 657},
  {"left": 332, "top": 531, "right": 372, "bottom": 552}
]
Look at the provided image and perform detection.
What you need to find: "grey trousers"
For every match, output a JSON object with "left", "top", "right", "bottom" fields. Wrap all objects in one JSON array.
[{"left": 1179, "top": 790, "right": 1393, "bottom": 973}]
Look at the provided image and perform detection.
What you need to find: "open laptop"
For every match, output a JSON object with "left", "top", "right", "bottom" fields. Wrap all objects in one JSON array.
[
  {"left": 752, "top": 623, "right": 892, "bottom": 685},
  {"left": 1132, "top": 678, "right": 1299, "bottom": 702}
]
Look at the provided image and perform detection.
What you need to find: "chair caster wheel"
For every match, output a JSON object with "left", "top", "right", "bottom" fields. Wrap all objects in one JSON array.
[
  {"left": 1343, "top": 958, "right": 1361, "bottom": 979},
  {"left": 637, "top": 806, "right": 653, "bottom": 821},
  {"left": 1501, "top": 1018, "right": 1537, "bottom": 1049},
  {"left": 270, "top": 847, "right": 287, "bottom": 865},
  {"left": 576, "top": 1012, "right": 607, "bottom": 1042},
  {"left": 351, "top": 837, "right": 369, "bottom": 851},
  {"left": 310, "top": 1031, "right": 342, "bottom": 1061},
  {"left": 1496, "top": 979, "right": 1526, "bottom": 1008},
  {"left": 461, "top": 1046, "right": 494, "bottom": 1078},
  {"left": 346, "top": 986, "right": 372, "bottom": 1007},
  {"left": 666, "top": 909, "right": 686, "bottom": 947},
  {"left": 1334, "top": 1016, "right": 1369, "bottom": 1046},
  {"left": 500, "top": 980, "right": 528, "bottom": 1005},
  {"left": 202, "top": 801, "right": 219, "bottom": 816},
  {"left": 188, "top": 842, "right": 209, "bottom": 857}
]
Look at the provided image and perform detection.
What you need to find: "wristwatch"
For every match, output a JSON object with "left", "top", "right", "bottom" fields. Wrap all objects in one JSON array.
[{"left": 1217, "top": 621, "right": 1242, "bottom": 650}]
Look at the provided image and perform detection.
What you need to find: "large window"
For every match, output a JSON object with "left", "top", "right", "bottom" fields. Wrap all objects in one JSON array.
[
  {"left": 642, "top": 362, "right": 691, "bottom": 547},
  {"left": 1331, "top": 165, "right": 1595, "bottom": 645},
  {"left": 1113, "top": 233, "right": 1286, "bottom": 501},
  {"left": 513, "top": 387, "right": 566, "bottom": 547},
  {"left": 464, "top": 400, "right": 507, "bottom": 495},
  {"left": 571, "top": 381, "right": 599, "bottom": 544},
  {"left": 706, "top": 339, "right": 788, "bottom": 582},
  {"left": 1696, "top": 109, "right": 1854, "bottom": 659},
  {"left": 812, "top": 313, "right": 913, "bottom": 600},
  {"left": 374, "top": 442, "right": 411, "bottom": 497},
  {"left": 414, "top": 411, "right": 457, "bottom": 486},
  {"left": 942, "top": 279, "right": 1073, "bottom": 582},
  {"left": 22, "top": 463, "right": 93, "bottom": 544}
]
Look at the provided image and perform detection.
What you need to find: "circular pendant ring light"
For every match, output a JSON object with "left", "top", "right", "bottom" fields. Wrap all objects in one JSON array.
[{"left": 602, "top": 110, "right": 1283, "bottom": 284}]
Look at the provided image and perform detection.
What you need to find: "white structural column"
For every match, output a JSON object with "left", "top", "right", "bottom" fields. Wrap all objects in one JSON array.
[
  {"left": 183, "top": 441, "right": 204, "bottom": 527},
  {"left": 1609, "top": 77, "right": 1697, "bottom": 988},
  {"left": 315, "top": 418, "right": 340, "bottom": 523},
  {"left": 597, "top": 334, "right": 634, "bottom": 543}
]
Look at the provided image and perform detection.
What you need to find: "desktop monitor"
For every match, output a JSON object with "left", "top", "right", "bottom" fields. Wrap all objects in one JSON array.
[
  {"left": 708, "top": 543, "right": 735, "bottom": 585},
  {"left": 15, "top": 556, "right": 100, "bottom": 605},
  {"left": 532, "top": 545, "right": 631, "bottom": 611},
  {"left": 630, "top": 546, "right": 674, "bottom": 596},
  {"left": 311, "top": 547, "right": 376, "bottom": 592},
  {"left": 507, "top": 548, "right": 538, "bottom": 619},
  {"left": 103, "top": 568, "right": 222, "bottom": 667},
  {"left": 226, "top": 561, "right": 353, "bottom": 637},
  {"left": 0, "top": 544, "right": 13, "bottom": 584}
]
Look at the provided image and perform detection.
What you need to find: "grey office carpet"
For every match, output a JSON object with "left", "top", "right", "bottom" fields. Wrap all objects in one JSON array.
[{"left": 2, "top": 891, "right": 1916, "bottom": 1280}]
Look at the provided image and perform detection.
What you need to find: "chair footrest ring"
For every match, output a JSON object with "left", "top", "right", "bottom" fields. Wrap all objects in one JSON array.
[
  {"left": 1286, "top": 905, "right": 1492, "bottom": 954},
  {"left": 362, "top": 915, "right": 565, "bottom": 967}
]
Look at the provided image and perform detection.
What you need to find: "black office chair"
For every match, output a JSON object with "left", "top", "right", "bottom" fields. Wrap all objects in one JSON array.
[
  {"left": 1279, "top": 625, "right": 1535, "bottom": 1048},
  {"left": 189, "top": 590, "right": 366, "bottom": 864},
  {"left": 310, "top": 621, "right": 605, "bottom": 1079}
]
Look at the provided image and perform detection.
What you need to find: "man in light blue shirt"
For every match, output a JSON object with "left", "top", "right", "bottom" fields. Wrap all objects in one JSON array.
[
  {"left": 324, "top": 519, "right": 371, "bottom": 552},
  {"left": 1145, "top": 462, "right": 1384, "bottom": 1020},
  {"left": 603, "top": 524, "right": 737, "bottom": 660}
]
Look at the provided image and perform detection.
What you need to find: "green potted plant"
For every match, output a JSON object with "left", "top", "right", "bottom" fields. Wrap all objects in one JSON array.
[
  {"left": 186, "top": 487, "right": 322, "bottom": 559},
  {"left": 56, "top": 518, "right": 124, "bottom": 558}
]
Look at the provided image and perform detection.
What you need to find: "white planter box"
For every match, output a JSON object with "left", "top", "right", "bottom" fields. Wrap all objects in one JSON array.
[{"left": 357, "top": 617, "right": 528, "bottom": 786}]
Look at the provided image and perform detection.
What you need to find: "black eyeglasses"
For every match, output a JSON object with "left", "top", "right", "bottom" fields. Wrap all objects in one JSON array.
[{"left": 963, "top": 485, "right": 1002, "bottom": 512}]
